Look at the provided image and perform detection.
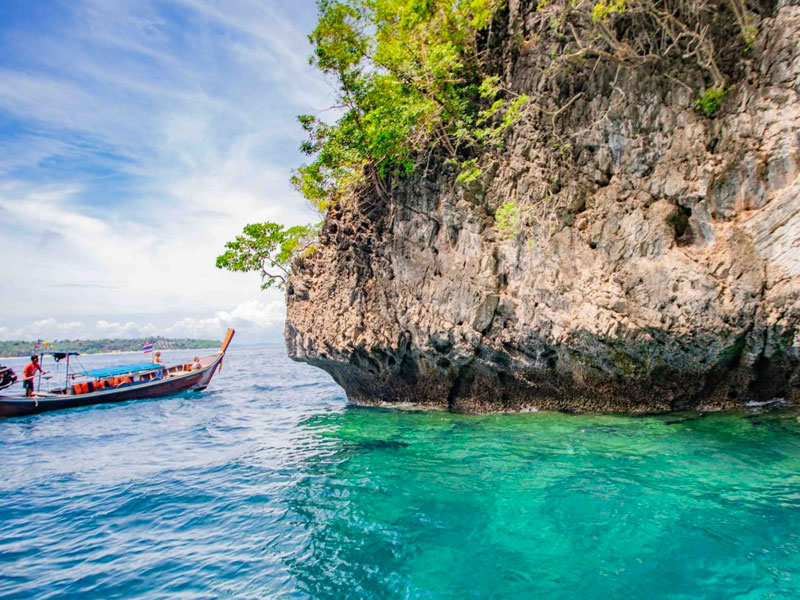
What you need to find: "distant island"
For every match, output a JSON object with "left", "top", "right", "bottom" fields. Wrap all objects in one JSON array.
[{"left": 0, "top": 337, "right": 221, "bottom": 358}]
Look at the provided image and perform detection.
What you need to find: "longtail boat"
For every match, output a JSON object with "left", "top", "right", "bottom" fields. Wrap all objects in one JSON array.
[{"left": 0, "top": 329, "right": 234, "bottom": 419}]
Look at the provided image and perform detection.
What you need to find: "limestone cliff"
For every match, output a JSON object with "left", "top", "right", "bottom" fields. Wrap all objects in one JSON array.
[{"left": 286, "top": 1, "right": 800, "bottom": 412}]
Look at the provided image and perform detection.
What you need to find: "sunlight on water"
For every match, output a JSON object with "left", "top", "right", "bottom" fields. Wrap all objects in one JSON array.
[{"left": 1, "top": 347, "right": 799, "bottom": 599}]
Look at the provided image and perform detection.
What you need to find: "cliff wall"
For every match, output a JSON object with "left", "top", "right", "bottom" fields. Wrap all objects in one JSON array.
[{"left": 286, "top": 1, "right": 800, "bottom": 412}]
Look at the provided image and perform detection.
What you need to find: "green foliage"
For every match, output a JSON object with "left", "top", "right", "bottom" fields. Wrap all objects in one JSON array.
[
  {"left": 291, "top": 114, "right": 365, "bottom": 213},
  {"left": 474, "top": 93, "right": 530, "bottom": 148},
  {"left": 591, "top": 0, "right": 625, "bottom": 23},
  {"left": 216, "top": 222, "right": 319, "bottom": 290},
  {"left": 741, "top": 23, "right": 758, "bottom": 51},
  {"left": 295, "top": 0, "right": 528, "bottom": 204},
  {"left": 494, "top": 201, "right": 522, "bottom": 239},
  {"left": 694, "top": 86, "right": 727, "bottom": 117},
  {"left": 478, "top": 75, "right": 502, "bottom": 99},
  {"left": 455, "top": 159, "right": 482, "bottom": 184}
]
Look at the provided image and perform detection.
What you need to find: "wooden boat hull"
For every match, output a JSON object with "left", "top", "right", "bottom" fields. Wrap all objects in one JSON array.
[{"left": 0, "top": 351, "right": 226, "bottom": 419}]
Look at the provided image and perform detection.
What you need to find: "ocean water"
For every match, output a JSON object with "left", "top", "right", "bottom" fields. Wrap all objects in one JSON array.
[{"left": 1, "top": 346, "right": 799, "bottom": 599}]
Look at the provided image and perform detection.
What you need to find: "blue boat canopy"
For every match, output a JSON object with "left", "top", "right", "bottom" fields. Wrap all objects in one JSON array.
[{"left": 80, "top": 363, "right": 163, "bottom": 378}]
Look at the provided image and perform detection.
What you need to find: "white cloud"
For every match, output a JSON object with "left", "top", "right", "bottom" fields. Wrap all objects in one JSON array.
[
  {"left": 0, "top": 326, "right": 26, "bottom": 340},
  {"left": 0, "top": 0, "right": 333, "bottom": 332},
  {"left": 96, "top": 320, "right": 160, "bottom": 338},
  {"left": 166, "top": 298, "right": 286, "bottom": 338},
  {"left": 0, "top": 298, "right": 286, "bottom": 342},
  {"left": 29, "top": 318, "right": 85, "bottom": 336}
]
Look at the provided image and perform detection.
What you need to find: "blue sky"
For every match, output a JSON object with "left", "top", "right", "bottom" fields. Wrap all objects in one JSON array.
[{"left": 0, "top": 0, "right": 335, "bottom": 342}]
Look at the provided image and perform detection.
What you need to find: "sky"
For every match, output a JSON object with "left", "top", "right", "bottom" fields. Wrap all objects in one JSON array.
[{"left": 0, "top": 0, "right": 335, "bottom": 343}]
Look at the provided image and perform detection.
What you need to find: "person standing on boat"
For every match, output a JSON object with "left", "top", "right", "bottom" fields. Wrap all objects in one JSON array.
[{"left": 22, "top": 355, "right": 46, "bottom": 397}]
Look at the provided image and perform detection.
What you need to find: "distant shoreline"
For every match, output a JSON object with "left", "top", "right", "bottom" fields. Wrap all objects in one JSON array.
[
  {"left": 0, "top": 338, "right": 221, "bottom": 360},
  {"left": 0, "top": 347, "right": 219, "bottom": 359},
  {"left": 0, "top": 347, "right": 219, "bottom": 361}
]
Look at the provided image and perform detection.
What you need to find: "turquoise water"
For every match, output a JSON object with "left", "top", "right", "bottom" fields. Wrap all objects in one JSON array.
[{"left": 1, "top": 347, "right": 799, "bottom": 599}]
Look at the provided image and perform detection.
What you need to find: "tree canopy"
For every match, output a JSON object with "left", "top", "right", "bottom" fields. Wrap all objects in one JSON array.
[
  {"left": 215, "top": 222, "right": 318, "bottom": 290},
  {"left": 293, "top": 0, "right": 524, "bottom": 208}
]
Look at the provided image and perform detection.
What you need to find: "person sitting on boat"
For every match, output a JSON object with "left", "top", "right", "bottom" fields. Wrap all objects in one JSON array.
[
  {"left": 152, "top": 351, "right": 165, "bottom": 367},
  {"left": 191, "top": 356, "right": 202, "bottom": 371},
  {"left": 22, "top": 355, "right": 46, "bottom": 397}
]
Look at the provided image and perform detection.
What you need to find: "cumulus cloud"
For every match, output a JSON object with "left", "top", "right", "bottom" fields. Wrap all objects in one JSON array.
[
  {"left": 0, "top": 326, "right": 26, "bottom": 340},
  {"left": 0, "top": 298, "right": 286, "bottom": 342},
  {"left": 95, "top": 320, "right": 160, "bottom": 339},
  {"left": 29, "top": 318, "right": 86, "bottom": 336},
  {"left": 166, "top": 298, "right": 286, "bottom": 338}
]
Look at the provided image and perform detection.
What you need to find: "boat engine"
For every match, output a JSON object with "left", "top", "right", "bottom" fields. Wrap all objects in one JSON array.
[{"left": 0, "top": 366, "right": 17, "bottom": 391}]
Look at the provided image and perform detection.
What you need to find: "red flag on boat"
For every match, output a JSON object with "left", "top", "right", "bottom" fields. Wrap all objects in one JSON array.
[{"left": 142, "top": 341, "right": 154, "bottom": 353}]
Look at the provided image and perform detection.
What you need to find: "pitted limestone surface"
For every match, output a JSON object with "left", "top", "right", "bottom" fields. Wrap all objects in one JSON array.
[{"left": 286, "top": 3, "right": 800, "bottom": 412}]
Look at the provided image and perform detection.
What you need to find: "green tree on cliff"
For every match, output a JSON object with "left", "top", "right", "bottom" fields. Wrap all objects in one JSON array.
[
  {"left": 216, "top": 222, "right": 318, "bottom": 290},
  {"left": 217, "top": 0, "right": 521, "bottom": 289},
  {"left": 294, "top": 0, "right": 525, "bottom": 206}
]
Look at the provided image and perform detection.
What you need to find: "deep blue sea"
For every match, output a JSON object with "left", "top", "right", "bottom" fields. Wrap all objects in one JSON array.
[{"left": 1, "top": 345, "right": 799, "bottom": 599}]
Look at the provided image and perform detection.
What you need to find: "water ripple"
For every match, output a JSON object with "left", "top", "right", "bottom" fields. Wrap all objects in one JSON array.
[{"left": 1, "top": 348, "right": 800, "bottom": 599}]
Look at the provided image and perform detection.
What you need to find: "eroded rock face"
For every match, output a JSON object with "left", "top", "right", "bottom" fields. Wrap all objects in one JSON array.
[{"left": 285, "top": 3, "right": 800, "bottom": 412}]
